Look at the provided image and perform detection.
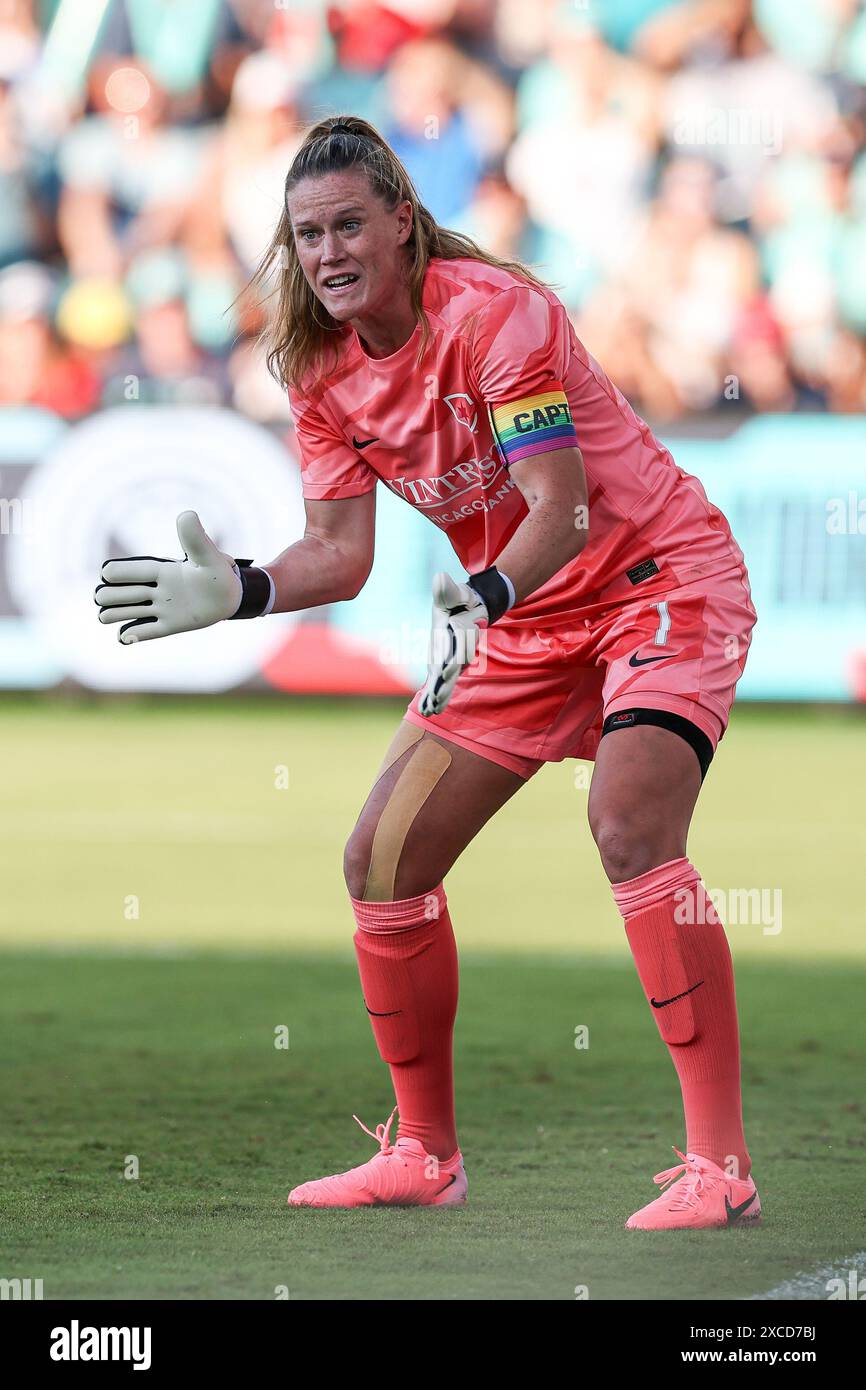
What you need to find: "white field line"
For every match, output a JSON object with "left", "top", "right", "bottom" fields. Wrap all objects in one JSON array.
[{"left": 749, "top": 1251, "right": 866, "bottom": 1300}]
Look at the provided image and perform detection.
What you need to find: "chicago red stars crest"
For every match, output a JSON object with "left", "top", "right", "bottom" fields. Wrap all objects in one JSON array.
[{"left": 443, "top": 393, "right": 478, "bottom": 432}]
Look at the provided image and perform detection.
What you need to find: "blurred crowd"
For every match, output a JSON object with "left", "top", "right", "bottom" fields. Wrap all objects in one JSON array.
[{"left": 1, "top": 0, "right": 865, "bottom": 425}]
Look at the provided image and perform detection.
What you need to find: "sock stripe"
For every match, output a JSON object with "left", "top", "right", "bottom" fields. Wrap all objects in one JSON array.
[
  {"left": 612, "top": 855, "right": 698, "bottom": 919},
  {"left": 350, "top": 882, "right": 446, "bottom": 932}
]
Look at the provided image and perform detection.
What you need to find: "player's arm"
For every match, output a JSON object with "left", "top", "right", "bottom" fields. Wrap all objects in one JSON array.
[
  {"left": 417, "top": 447, "right": 588, "bottom": 716},
  {"left": 264, "top": 491, "right": 376, "bottom": 611},
  {"left": 95, "top": 493, "right": 376, "bottom": 645},
  {"left": 464, "top": 288, "right": 593, "bottom": 618},
  {"left": 487, "top": 444, "right": 588, "bottom": 606},
  {"left": 273, "top": 386, "right": 378, "bottom": 610},
  {"left": 421, "top": 285, "right": 590, "bottom": 716}
]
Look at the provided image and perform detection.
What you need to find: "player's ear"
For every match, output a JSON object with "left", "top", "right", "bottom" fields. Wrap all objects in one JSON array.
[{"left": 395, "top": 200, "right": 413, "bottom": 245}]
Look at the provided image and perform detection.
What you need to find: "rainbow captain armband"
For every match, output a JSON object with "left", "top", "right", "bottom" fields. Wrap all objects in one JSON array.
[{"left": 488, "top": 382, "right": 578, "bottom": 467}]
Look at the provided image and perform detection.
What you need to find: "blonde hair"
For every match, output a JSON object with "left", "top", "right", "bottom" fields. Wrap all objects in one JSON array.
[{"left": 251, "top": 114, "right": 549, "bottom": 390}]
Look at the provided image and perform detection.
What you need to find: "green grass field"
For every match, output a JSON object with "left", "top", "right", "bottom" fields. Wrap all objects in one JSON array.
[{"left": 1, "top": 696, "right": 864, "bottom": 1300}]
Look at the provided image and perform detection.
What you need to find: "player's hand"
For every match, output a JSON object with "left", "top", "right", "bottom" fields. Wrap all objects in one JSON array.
[
  {"left": 418, "top": 571, "right": 488, "bottom": 717},
  {"left": 95, "top": 510, "right": 243, "bottom": 644}
]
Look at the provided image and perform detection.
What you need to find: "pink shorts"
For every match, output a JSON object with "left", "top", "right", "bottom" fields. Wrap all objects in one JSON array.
[{"left": 406, "top": 564, "right": 757, "bottom": 780}]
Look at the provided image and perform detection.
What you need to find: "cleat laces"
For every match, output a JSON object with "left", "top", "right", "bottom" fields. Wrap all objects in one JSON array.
[
  {"left": 652, "top": 1148, "right": 715, "bottom": 1213},
  {"left": 351, "top": 1105, "right": 400, "bottom": 1157}
]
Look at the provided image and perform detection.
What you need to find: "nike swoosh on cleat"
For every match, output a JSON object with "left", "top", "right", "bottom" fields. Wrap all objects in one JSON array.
[
  {"left": 650, "top": 981, "right": 704, "bottom": 1008},
  {"left": 435, "top": 1174, "right": 458, "bottom": 1196},
  {"left": 628, "top": 651, "right": 677, "bottom": 666},
  {"left": 725, "top": 1191, "right": 758, "bottom": 1224},
  {"left": 352, "top": 435, "right": 380, "bottom": 450}
]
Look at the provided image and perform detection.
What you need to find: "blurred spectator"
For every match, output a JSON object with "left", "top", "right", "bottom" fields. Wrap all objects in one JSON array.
[
  {"left": 728, "top": 293, "right": 797, "bottom": 412},
  {"left": 56, "top": 59, "right": 214, "bottom": 280},
  {"left": 382, "top": 37, "right": 499, "bottom": 221},
  {"left": 453, "top": 169, "right": 588, "bottom": 304},
  {"left": 0, "top": 261, "right": 101, "bottom": 416},
  {"left": 580, "top": 156, "right": 760, "bottom": 415},
  {"left": 92, "top": 0, "right": 256, "bottom": 115},
  {"left": 101, "top": 248, "right": 229, "bottom": 405},
  {"left": 753, "top": 0, "right": 866, "bottom": 79},
  {"left": 0, "top": 0, "right": 39, "bottom": 81},
  {"left": 328, "top": 0, "right": 454, "bottom": 71},
  {"left": 187, "top": 51, "right": 305, "bottom": 276},
  {"left": 507, "top": 11, "right": 662, "bottom": 299},
  {"left": 0, "top": 78, "right": 42, "bottom": 267},
  {"left": 663, "top": 5, "right": 842, "bottom": 224},
  {"left": 183, "top": 50, "right": 308, "bottom": 420}
]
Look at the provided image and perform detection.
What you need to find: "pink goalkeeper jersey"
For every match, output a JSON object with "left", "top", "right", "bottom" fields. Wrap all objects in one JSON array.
[{"left": 288, "top": 257, "right": 744, "bottom": 625}]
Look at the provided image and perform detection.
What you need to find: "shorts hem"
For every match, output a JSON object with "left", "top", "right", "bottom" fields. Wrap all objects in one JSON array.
[
  {"left": 403, "top": 706, "right": 545, "bottom": 779},
  {"left": 405, "top": 688, "right": 728, "bottom": 776}
]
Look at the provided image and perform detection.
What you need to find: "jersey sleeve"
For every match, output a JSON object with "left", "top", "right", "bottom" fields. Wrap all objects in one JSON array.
[
  {"left": 288, "top": 386, "right": 378, "bottom": 501},
  {"left": 468, "top": 284, "right": 579, "bottom": 468}
]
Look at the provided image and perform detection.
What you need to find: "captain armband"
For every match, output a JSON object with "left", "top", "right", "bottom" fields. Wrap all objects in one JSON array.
[{"left": 488, "top": 381, "right": 578, "bottom": 468}]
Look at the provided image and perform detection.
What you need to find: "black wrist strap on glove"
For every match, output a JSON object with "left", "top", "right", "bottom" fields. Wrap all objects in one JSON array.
[
  {"left": 230, "top": 559, "right": 272, "bottom": 619},
  {"left": 467, "top": 565, "right": 514, "bottom": 625}
]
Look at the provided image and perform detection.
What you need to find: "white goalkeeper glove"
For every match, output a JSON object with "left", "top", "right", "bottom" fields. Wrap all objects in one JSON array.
[
  {"left": 418, "top": 571, "right": 490, "bottom": 717},
  {"left": 95, "top": 510, "right": 272, "bottom": 644}
]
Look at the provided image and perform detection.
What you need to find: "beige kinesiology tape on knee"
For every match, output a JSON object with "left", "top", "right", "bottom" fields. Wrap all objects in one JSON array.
[
  {"left": 625, "top": 914, "right": 698, "bottom": 1045},
  {"left": 363, "top": 737, "right": 453, "bottom": 901}
]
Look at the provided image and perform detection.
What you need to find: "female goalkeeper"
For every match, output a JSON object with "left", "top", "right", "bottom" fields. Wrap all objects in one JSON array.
[{"left": 95, "top": 116, "right": 760, "bottom": 1231}]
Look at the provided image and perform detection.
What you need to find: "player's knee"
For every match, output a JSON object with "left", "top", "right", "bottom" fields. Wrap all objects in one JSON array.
[
  {"left": 344, "top": 735, "right": 453, "bottom": 903},
  {"left": 343, "top": 825, "right": 371, "bottom": 902},
  {"left": 343, "top": 814, "right": 445, "bottom": 903},
  {"left": 589, "top": 811, "right": 663, "bottom": 884}
]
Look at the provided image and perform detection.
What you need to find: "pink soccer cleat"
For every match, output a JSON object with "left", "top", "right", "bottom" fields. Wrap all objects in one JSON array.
[
  {"left": 287, "top": 1107, "right": 468, "bottom": 1209},
  {"left": 626, "top": 1148, "right": 761, "bottom": 1230}
]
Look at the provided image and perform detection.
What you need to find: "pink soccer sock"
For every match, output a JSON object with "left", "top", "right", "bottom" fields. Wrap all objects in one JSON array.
[
  {"left": 612, "top": 857, "right": 750, "bottom": 1178},
  {"left": 351, "top": 883, "right": 459, "bottom": 1160}
]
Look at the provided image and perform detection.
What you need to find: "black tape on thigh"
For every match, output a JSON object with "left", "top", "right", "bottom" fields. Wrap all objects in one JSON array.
[{"left": 601, "top": 707, "right": 714, "bottom": 781}]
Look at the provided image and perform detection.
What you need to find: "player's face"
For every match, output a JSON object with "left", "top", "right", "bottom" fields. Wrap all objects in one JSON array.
[{"left": 288, "top": 170, "right": 413, "bottom": 326}]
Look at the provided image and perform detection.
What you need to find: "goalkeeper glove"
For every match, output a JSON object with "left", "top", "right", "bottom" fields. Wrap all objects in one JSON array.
[
  {"left": 418, "top": 566, "right": 514, "bottom": 717},
  {"left": 95, "top": 510, "right": 274, "bottom": 644}
]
